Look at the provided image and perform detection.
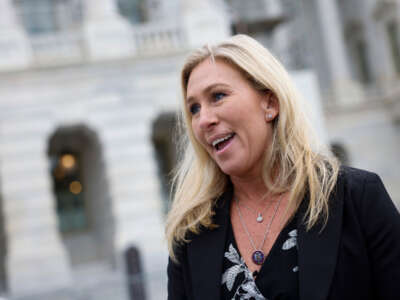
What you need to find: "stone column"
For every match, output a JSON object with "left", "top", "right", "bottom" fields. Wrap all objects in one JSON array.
[
  {"left": 292, "top": 70, "right": 329, "bottom": 144},
  {"left": 181, "top": 0, "right": 231, "bottom": 48},
  {"left": 83, "top": 0, "right": 135, "bottom": 61},
  {"left": 304, "top": 0, "right": 363, "bottom": 105},
  {"left": 362, "top": 0, "right": 397, "bottom": 90},
  {"left": 0, "top": 0, "right": 32, "bottom": 71},
  {"left": 369, "top": 0, "right": 400, "bottom": 123},
  {"left": 0, "top": 124, "right": 72, "bottom": 298}
]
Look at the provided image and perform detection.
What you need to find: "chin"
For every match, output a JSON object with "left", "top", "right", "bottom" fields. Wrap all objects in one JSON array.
[
  {"left": 217, "top": 163, "right": 247, "bottom": 178},
  {"left": 217, "top": 159, "right": 263, "bottom": 179}
]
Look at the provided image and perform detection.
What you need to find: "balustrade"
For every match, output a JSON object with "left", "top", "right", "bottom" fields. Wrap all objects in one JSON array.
[
  {"left": 133, "top": 23, "right": 185, "bottom": 55},
  {"left": 26, "top": 21, "right": 185, "bottom": 67}
]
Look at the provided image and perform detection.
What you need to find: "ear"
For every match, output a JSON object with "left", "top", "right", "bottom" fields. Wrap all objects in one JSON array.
[{"left": 262, "top": 91, "right": 279, "bottom": 122}]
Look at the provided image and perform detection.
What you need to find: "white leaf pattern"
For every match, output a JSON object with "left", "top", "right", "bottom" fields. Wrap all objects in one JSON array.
[
  {"left": 239, "top": 280, "right": 267, "bottom": 300},
  {"left": 222, "top": 243, "right": 267, "bottom": 300},
  {"left": 224, "top": 244, "right": 242, "bottom": 265},
  {"left": 222, "top": 264, "right": 243, "bottom": 291},
  {"left": 282, "top": 229, "right": 297, "bottom": 250},
  {"left": 282, "top": 238, "right": 296, "bottom": 250}
]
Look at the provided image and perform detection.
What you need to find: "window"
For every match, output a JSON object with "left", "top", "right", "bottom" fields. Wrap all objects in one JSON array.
[
  {"left": 152, "top": 113, "right": 178, "bottom": 213},
  {"left": 50, "top": 151, "right": 86, "bottom": 233},
  {"left": 386, "top": 21, "right": 400, "bottom": 74},
  {"left": 117, "top": 0, "right": 146, "bottom": 24},
  {"left": 355, "top": 39, "right": 372, "bottom": 83},
  {"left": 48, "top": 125, "right": 115, "bottom": 266},
  {"left": 16, "top": 0, "right": 82, "bottom": 35},
  {"left": 345, "top": 22, "right": 372, "bottom": 84}
]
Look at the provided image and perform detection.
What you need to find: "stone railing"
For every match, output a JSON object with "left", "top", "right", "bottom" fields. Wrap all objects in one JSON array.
[
  {"left": 133, "top": 22, "right": 186, "bottom": 55},
  {"left": 27, "top": 22, "right": 186, "bottom": 67}
]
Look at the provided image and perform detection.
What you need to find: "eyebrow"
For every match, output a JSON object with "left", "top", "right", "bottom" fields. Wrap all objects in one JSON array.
[{"left": 186, "top": 83, "right": 231, "bottom": 104}]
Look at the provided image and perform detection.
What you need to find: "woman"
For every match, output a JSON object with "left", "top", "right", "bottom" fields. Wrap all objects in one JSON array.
[{"left": 165, "top": 34, "right": 400, "bottom": 300}]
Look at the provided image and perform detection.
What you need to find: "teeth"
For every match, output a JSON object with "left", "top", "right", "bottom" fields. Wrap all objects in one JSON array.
[{"left": 212, "top": 133, "right": 234, "bottom": 147}]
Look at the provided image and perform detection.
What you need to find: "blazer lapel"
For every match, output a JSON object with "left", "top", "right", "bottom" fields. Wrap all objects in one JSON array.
[
  {"left": 187, "top": 187, "right": 232, "bottom": 300},
  {"left": 297, "top": 184, "right": 344, "bottom": 300}
]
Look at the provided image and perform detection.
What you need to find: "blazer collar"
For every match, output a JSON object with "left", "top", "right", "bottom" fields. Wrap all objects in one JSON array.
[
  {"left": 297, "top": 184, "right": 344, "bottom": 300},
  {"left": 187, "top": 185, "right": 233, "bottom": 300}
]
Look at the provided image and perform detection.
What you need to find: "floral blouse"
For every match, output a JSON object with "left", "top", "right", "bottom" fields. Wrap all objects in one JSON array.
[{"left": 221, "top": 213, "right": 299, "bottom": 299}]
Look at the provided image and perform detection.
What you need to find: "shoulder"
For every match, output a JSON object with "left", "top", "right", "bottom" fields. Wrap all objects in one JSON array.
[
  {"left": 327, "top": 167, "right": 400, "bottom": 299},
  {"left": 334, "top": 166, "right": 389, "bottom": 205},
  {"left": 337, "top": 165, "right": 382, "bottom": 189},
  {"left": 335, "top": 165, "right": 399, "bottom": 231},
  {"left": 336, "top": 168, "right": 400, "bottom": 298},
  {"left": 332, "top": 166, "right": 399, "bottom": 231}
]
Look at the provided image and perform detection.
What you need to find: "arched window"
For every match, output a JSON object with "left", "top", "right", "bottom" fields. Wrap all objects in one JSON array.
[
  {"left": 373, "top": 0, "right": 400, "bottom": 76},
  {"left": 386, "top": 20, "right": 400, "bottom": 74},
  {"left": 48, "top": 124, "right": 114, "bottom": 266},
  {"left": 345, "top": 22, "right": 372, "bottom": 84},
  {"left": 151, "top": 113, "right": 178, "bottom": 213}
]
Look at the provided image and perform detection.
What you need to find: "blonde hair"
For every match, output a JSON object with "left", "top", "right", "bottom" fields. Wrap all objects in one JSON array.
[{"left": 166, "top": 34, "right": 339, "bottom": 260}]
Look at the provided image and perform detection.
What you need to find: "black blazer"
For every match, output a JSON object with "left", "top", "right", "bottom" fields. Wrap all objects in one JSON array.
[{"left": 167, "top": 167, "right": 400, "bottom": 300}]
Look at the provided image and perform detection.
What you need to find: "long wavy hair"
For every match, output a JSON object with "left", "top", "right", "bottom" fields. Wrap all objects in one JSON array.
[{"left": 165, "top": 34, "right": 339, "bottom": 260}]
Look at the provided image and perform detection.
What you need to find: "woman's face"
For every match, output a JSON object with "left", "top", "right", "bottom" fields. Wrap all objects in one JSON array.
[{"left": 186, "top": 58, "right": 278, "bottom": 179}]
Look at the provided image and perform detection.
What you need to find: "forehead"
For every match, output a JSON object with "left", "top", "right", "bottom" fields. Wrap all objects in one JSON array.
[{"left": 186, "top": 58, "right": 245, "bottom": 98}]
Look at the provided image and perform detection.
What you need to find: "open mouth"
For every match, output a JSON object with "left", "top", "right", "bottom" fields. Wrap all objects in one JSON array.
[{"left": 212, "top": 133, "right": 235, "bottom": 151}]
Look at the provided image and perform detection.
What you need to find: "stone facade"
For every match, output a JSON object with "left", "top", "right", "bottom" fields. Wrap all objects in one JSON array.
[{"left": 0, "top": 0, "right": 399, "bottom": 299}]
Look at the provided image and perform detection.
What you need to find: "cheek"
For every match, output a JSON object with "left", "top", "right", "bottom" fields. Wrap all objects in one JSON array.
[
  {"left": 238, "top": 109, "right": 267, "bottom": 136},
  {"left": 191, "top": 121, "right": 204, "bottom": 145},
  {"left": 247, "top": 118, "right": 271, "bottom": 149},
  {"left": 191, "top": 121, "right": 199, "bottom": 140}
]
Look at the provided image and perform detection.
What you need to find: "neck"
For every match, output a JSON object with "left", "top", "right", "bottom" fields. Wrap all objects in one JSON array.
[{"left": 230, "top": 174, "right": 270, "bottom": 205}]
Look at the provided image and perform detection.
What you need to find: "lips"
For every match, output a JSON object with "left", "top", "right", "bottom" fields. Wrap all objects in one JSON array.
[{"left": 211, "top": 133, "right": 235, "bottom": 151}]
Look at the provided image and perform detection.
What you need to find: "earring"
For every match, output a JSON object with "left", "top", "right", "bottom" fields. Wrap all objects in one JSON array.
[{"left": 266, "top": 113, "right": 273, "bottom": 120}]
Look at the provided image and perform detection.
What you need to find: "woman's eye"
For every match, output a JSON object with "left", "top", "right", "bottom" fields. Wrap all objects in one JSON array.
[
  {"left": 189, "top": 103, "right": 200, "bottom": 115},
  {"left": 213, "top": 92, "right": 226, "bottom": 101}
]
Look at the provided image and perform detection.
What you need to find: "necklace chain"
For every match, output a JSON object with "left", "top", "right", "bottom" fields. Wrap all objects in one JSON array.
[
  {"left": 235, "top": 194, "right": 283, "bottom": 265},
  {"left": 236, "top": 194, "right": 272, "bottom": 223}
]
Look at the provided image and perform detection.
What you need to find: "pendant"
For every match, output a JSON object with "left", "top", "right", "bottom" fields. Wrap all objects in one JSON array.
[
  {"left": 256, "top": 213, "right": 263, "bottom": 223},
  {"left": 252, "top": 250, "right": 265, "bottom": 265}
]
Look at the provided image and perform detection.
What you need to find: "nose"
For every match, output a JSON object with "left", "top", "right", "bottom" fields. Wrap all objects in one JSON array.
[{"left": 198, "top": 106, "right": 218, "bottom": 131}]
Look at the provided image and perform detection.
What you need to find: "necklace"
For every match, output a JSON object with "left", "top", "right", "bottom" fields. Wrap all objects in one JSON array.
[
  {"left": 236, "top": 194, "right": 272, "bottom": 223},
  {"left": 235, "top": 194, "right": 283, "bottom": 265}
]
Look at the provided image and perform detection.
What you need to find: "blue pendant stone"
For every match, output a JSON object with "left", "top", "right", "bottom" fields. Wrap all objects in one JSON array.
[{"left": 252, "top": 250, "right": 264, "bottom": 265}]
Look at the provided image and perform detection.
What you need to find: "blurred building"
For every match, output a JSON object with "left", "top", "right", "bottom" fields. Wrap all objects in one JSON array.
[{"left": 0, "top": 0, "right": 399, "bottom": 299}]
